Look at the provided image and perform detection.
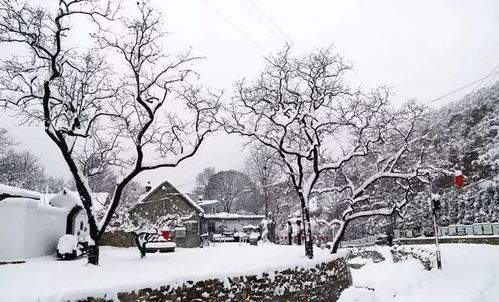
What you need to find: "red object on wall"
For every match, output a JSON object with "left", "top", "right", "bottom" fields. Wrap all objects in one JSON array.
[
  {"left": 454, "top": 171, "right": 465, "bottom": 187},
  {"left": 161, "top": 231, "right": 170, "bottom": 240}
]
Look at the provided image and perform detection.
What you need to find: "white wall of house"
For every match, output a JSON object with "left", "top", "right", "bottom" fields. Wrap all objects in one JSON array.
[{"left": 0, "top": 199, "right": 67, "bottom": 261}]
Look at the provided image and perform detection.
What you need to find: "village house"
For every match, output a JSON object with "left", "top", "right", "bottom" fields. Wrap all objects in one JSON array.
[
  {"left": 0, "top": 184, "right": 109, "bottom": 261},
  {"left": 130, "top": 180, "right": 204, "bottom": 248},
  {"left": 130, "top": 182, "right": 265, "bottom": 245},
  {"left": 198, "top": 199, "right": 264, "bottom": 237}
]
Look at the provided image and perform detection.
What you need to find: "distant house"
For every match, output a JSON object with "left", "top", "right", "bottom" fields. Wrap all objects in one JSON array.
[
  {"left": 130, "top": 180, "right": 204, "bottom": 248},
  {"left": 198, "top": 199, "right": 222, "bottom": 215},
  {"left": 201, "top": 210, "right": 264, "bottom": 237},
  {"left": 197, "top": 199, "right": 264, "bottom": 236}
]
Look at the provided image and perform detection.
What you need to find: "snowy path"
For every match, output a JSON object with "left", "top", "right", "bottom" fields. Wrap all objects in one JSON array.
[
  {"left": 0, "top": 243, "right": 341, "bottom": 302},
  {"left": 339, "top": 244, "right": 499, "bottom": 302}
]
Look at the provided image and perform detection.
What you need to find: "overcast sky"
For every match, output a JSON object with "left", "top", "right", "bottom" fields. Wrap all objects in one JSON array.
[{"left": 1, "top": 0, "right": 498, "bottom": 192}]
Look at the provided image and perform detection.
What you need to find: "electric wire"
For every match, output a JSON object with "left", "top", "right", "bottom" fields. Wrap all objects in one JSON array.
[
  {"left": 201, "top": 0, "right": 267, "bottom": 52},
  {"left": 247, "top": 0, "right": 295, "bottom": 46},
  {"left": 238, "top": 0, "right": 285, "bottom": 44},
  {"left": 425, "top": 65, "right": 499, "bottom": 105}
]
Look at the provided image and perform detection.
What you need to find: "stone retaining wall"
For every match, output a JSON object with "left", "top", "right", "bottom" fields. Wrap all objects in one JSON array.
[
  {"left": 99, "top": 231, "right": 135, "bottom": 248},
  {"left": 391, "top": 246, "right": 434, "bottom": 270},
  {"left": 79, "top": 257, "right": 351, "bottom": 302}
]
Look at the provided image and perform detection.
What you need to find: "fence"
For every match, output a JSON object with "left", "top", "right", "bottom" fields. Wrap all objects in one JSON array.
[
  {"left": 341, "top": 235, "right": 377, "bottom": 247},
  {"left": 396, "top": 222, "right": 499, "bottom": 239}
]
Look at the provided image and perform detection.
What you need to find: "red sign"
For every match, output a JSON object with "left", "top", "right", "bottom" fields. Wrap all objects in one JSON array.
[
  {"left": 161, "top": 231, "right": 170, "bottom": 240},
  {"left": 454, "top": 171, "right": 465, "bottom": 187}
]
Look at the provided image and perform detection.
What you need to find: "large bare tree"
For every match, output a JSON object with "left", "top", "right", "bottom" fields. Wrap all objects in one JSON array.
[
  {"left": 0, "top": 0, "right": 219, "bottom": 264},
  {"left": 193, "top": 167, "right": 216, "bottom": 197},
  {"left": 0, "top": 149, "right": 45, "bottom": 190},
  {"left": 245, "top": 145, "right": 282, "bottom": 218},
  {"left": 204, "top": 170, "right": 261, "bottom": 214},
  {"left": 223, "top": 46, "right": 426, "bottom": 258}
]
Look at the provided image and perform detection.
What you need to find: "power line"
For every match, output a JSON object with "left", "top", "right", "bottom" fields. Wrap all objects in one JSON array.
[
  {"left": 247, "top": 0, "right": 295, "bottom": 46},
  {"left": 425, "top": 65, "right": 499, "bottom": 105},
  {"left": 468, "top": 65, "right": 499, "bottom": 96},
  {"left": 201, "top": 0, "right": 267, "bottom": 52},
  {"left": 480, "top": 68, "right": 499, "bottom": 88},
  {"left": 238, "top": 0, "right": 285, "bottom": 44}
]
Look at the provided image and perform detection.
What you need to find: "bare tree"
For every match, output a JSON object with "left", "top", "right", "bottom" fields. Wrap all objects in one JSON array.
[
  {"left": 0, "top": 0, "right": 219, "bottom": 264},
  {"left": 44, "top": 176, "right": 66, "bottom": 193},
  {"left": 0, "top": 127, "right": 14, "bottom": 152},
  {"left": 245, "top": 145, "right": 281, "bottom": 218},
  {"left": 193, "top": 167, "right": 216, "bottom": 197},
  {"left": 223, "top": 46, "right": 426, "bottom": 258},
  {"left": 204, "top": 170, "right": 261, "bottom": 214},
  {"left": 67, "top": 140, "right": 119, "bottom": 195},
  {"left": 0, "top": 149, "right": 45, "bottom": 190},
  {"left": 0, "top": 129, "right": 65, "bottom": 192}
]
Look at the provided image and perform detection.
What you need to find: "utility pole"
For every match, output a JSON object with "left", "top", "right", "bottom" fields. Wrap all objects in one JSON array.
[
  {"left": 263, "top": 165, "right": 268, "bottom": 218},
  {"left": 428, "top": 173, "right": 442, "bottom": 270}
]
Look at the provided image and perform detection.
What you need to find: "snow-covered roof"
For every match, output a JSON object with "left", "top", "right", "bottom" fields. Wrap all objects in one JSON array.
[
  {"left": 204, "top": 212, "right": 265, "bottom": 220},
  {"left": 40, "top": 193, "right": 57, "bottom": 205},
  {"left": 182, "top": 192, "right": 204, "bottom": 214},
  {"left": 0, "top": 184, "right": 40, "bottom": 201},
  {"left": 197, "top": 199, "right": 221, "bottom": 206},
  {"left": 49, "top": 189, "right": 82, "bottom": 209},
  {"left": 48, "top": 189, "right": 109, "bottom": 211},
  {"left": 137, "top": 180, "right": 204, "bottom": 214}
]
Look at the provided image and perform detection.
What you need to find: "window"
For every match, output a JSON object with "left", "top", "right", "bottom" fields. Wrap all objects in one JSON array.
[
  {"left": 175, "top": 227, "right": 186, "bottom": 238},
  {"left": 80, "top": 221, "right": 84, "bottom": 230},
  {"left": 191, "top": 222, "right": 199, "bottom": 234}
]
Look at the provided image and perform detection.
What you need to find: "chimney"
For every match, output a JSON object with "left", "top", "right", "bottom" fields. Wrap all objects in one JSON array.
[
  {"left": 145, "top": 181, "right": 152, "bottom": 193},
  {"left": 198, "top": 195, "right": 203, "bottom": 202}
]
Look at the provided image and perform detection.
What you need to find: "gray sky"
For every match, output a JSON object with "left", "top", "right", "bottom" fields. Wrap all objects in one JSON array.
[{"left": 1, "top": 0, "right": 498, "bottom": 192}]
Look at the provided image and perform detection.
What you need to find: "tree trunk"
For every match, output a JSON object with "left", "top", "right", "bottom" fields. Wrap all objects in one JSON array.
[
  {"left": 300, "top": 198, "right": 314, "bottom": 259},
  {"left": 87, "top": 245, "right": 99, "bottom": 265},
  {"left": 303, "top": 206, "right": 314, "bottom": 259},
  {"left": 331, "top": 221, "right": 348, "bottom": 254}
]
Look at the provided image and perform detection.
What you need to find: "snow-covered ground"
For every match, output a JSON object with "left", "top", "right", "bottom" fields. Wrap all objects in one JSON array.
[
  {"left": 339, "top": 244, "right": 499, "bottom": 302},
  {"left": 0, "top": 243, "right": 341, "bottom": 302}
]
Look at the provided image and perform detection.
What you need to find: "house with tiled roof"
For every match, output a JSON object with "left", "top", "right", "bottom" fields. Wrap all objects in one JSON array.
[
  {"left": 130, "top": 181, "right": 265, "bottom": 246},
  {"left": 130, "top": 180, "right": 204, "bottom": 248}
]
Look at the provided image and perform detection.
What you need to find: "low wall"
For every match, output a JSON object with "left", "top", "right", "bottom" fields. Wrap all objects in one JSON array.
[
  {"left": 99, "top": 231, "right": 135, "bottom": 248},
  {"left": 398, "top": 236, "right": 499, "bottom": 246},
  {"left": 79, "top": 257, "right": 351, "bottom": 302}
]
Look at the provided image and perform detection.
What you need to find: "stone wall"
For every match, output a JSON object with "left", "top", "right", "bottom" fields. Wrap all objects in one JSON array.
[
  {"left": 99, "top": 231, "right": 136, "bottom": 248},
  {"left": 391, "top": 246, "right": 435, "bottom": 270},
  {"left": 397, "top": 236, "right": 499, "bottom": 246},
  {"left": 79, "top": 257, "right": 351, "bottom": 302}
]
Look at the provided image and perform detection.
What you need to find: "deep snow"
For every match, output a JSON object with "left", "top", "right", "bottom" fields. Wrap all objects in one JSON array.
[
  {"left": 338, "top": 244, "right": 499, "bottom": 302},
  {"left": 0, "top": 243, "right": 342, "bottom": 302},
  {"left": 2, "top": 243, "right": 499, "bottom": 302}
]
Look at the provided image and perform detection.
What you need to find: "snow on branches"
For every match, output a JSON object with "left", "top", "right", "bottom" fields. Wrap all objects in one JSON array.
[
  {"left": 223, "top": 45, "right": 427, "bottom": 255},
  {"left": 0, "top": 0, "right": 219, "bottom": 264}
]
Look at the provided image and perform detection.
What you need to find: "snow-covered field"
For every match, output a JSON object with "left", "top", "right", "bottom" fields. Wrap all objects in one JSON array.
[
  {"left": 0, "top": 243, "right": 341, "bottom": 302},
  {"left": 339, "top": 244, "right": 499, "bottom": 302},
  {"left": 3, "top": 242, "right": 499, "bottom": 302}
]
